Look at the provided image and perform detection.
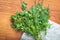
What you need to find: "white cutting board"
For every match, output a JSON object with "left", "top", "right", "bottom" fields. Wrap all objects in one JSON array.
[{"left": 45, "top": 20, "right": 60, "bottom": 40}]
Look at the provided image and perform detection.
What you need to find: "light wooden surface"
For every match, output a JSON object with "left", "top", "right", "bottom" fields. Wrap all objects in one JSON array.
[{"left": 0, "top": 0, "right": 60, "bottom": 40}]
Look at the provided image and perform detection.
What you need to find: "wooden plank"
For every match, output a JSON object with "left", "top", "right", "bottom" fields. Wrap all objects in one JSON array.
[{"left": 0, "top": 0, "right": 60, "bottom": 40}]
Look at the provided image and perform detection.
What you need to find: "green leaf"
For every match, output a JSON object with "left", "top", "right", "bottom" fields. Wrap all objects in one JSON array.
[
  {"left": 22, "top": 1, "right": 27, "bottom": 10},
  {"left": 11, "top": 23, "right": 16, "bottom": 28},
  {"left": 11, "top": 15, "right": 16, "bottom": 23}
]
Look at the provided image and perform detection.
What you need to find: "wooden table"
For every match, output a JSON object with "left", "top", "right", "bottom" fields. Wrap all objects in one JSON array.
[{"left": 0, "top": 0, "right": 60, "bottom": 40}]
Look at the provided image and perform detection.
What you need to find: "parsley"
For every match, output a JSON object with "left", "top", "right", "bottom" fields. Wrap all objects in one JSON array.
[{"left": 11, "top": 0, "right": 50, "bottom": 40}]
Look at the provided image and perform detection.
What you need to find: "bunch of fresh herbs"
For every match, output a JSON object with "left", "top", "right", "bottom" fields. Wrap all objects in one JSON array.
[{"left": 11, "top": 0, "right": 50, "bottom": 40}]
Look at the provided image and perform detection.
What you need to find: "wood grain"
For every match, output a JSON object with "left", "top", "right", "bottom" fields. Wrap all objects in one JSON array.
[{"left": 0, "top": 0, "right": 60, "bottom": 40}]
